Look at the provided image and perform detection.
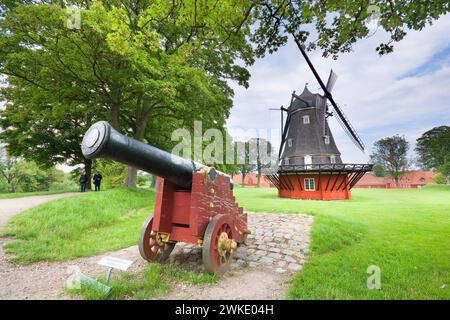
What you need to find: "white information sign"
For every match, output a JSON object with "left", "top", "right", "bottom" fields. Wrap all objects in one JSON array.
[{"left": 98, "top": 256, "right": 133, "bottom": 271}]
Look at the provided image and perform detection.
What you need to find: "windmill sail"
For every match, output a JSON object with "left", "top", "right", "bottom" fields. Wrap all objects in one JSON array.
[
  {"left": 326, "top": 70, "right": 338, "bottom": 93},
  {"left": 292, "top": 37, "right": 366, "bottom": 152}
]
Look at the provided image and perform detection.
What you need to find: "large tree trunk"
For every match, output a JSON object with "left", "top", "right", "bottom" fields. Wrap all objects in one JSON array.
[
  {"left": 6, "top": 177, "right": 15, "bottom": 193},
  {"left": 150, "top": 174, "right": 156, "bottom": 188},
  {"left": 241, "top": 173, "right": 246, "bottom": 186},
  {"left": 123, "top": 95, "right": 152, "bottom": 188},
  {"left": 84, "top": 159, "right": 92, "bottom": 190},
  {"left": 111, "top": 105, "right": 120, "bottom": 130},
  {"left": 124, "top": 166, "right": 138, "bottom": 188}
]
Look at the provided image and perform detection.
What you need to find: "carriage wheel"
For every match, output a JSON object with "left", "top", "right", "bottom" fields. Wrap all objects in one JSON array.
[
  {"left": 138, "top": 214, "right": 175, "bottom": 262},
  {"left": 202, "top": 214, "right": 237, "bottom": 273}
]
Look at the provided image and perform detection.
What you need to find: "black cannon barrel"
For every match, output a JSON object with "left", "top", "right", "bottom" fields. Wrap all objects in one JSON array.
[{"left": 81, "top": 121, "right": 204, "bottom": 188}]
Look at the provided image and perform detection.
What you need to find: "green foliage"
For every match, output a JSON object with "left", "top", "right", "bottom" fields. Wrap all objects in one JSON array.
[
  {"left": 0, "top": 149, "right": 65, "bottom": 193},
  {"left": 3, "top": 188, "right": 154, "bottom": 263},
  {"left": 234, "top": 187, "right": 450, "bottom": 299},
  {"left": 0, "top": 1, "right": 255, "bottom": 188},
  {"left": 432, "top": 173, "right": 446, "bottom": 184},
  {"left": 372, "top": 164, "right": 386, "bottom": 177},
  {"left": 250, "top": 1, "right": 450, "bottom": 58},
  {"left": 416, "top": 126, "right": 450, "bottom": 183},
  {"left": 370, "top": 135, "right": 410, "bottom": 185},
  {"left": 49, "top": 173, "right": 78, "bottom": 191},
  {"left": 93, "top": 159, "right": 126, "bottom": 189}
]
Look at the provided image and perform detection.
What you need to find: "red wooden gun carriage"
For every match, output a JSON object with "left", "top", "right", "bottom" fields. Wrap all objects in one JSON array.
[{"left": 81, "top": 121, "right": 248, "bottom": 273}]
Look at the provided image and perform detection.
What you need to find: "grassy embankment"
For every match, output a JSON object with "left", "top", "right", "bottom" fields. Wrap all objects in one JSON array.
[{"left": 2, "top": 188, "right": 153, "bottom": 262}]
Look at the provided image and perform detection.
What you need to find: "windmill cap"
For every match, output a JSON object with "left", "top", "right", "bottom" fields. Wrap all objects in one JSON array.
[{"left": 81, "top": 121, "right": 111, "bottom": 159}]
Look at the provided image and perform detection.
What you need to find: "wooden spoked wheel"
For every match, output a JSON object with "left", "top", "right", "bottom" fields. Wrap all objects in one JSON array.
[
  {"left": 138, "top": 214, "right": 175, "bottom": 262},
  {"left": 202, "top": 214, "right": 237, "bottom": 273}
]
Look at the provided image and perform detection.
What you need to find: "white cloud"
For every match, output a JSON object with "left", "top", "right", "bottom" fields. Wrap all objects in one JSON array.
[{"left": 227, "top": 14, "right": 450, "bottom": 164}]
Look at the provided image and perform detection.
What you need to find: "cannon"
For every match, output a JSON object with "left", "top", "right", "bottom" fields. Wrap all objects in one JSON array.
[{"left": 81, "top": 121, "right": 248, "bottom": 273}]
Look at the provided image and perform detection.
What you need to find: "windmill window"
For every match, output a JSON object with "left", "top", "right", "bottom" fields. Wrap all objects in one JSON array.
[
  {"left": 304, "top": 155, "right": 312, "bottom": 165},
  {"left": 287, "top": 138, "right": 293, "bottom": 147},
  {"left": 303, "top": 115, "right": 310, "bottom": 124},
  {"left": 304, "top": 178, "right": 315, "bottom": 191},
  {"left": 324, "top": 136, "right": 330, "bottom": 144},
  {"left": 330, "top": 155, "right": 336, "bottom": 164}
]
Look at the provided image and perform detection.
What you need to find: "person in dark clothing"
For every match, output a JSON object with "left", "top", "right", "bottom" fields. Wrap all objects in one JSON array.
[
  {"left": 93, "top": 172, "right": 103, "bottom": 191},
  {"left": 79, "top": 173, "right": 87, "bottom": 192}
]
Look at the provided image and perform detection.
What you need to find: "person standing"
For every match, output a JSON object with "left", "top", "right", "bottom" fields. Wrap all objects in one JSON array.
[
  {"left": 79, "top": 173, "right": 87, "bottom": 192},
  {"left": 93, "top": 172, "right": 103, "bottom": 191}
]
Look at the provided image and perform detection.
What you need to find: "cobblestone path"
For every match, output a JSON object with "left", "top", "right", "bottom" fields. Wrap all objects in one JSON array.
[{"left": 169, "top": 212, "right": 314, "bottom": 274}]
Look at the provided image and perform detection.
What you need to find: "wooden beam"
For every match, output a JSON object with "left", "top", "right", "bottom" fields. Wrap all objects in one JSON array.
[{"left": 330, "top": 172, "right": 342, "bottom": 191}]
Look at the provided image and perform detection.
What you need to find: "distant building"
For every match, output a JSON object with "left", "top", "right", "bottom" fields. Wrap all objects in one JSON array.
[
  {"left": 354, "top": 171, "right": 436, "bottom": 189},
  {"left": 232, "top": 174, "right": 274, "bottom": 188}
]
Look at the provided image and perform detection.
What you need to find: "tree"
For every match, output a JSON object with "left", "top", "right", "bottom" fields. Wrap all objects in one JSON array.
[
  {"left": 0, "top": 150, "right": 20, "bottom": 192},
  {"left": 370, "top": 135, "right": 410, "bottom": 186},
  {"left": 372, "top": 163, "right": 386, "bottom": 177},
  {"left": 248, "top": 138, "right": 273, "bottom": 187},
  {"left": 235, "top": 141, "right": 256, "bottom": 186},
  {"left": 213, "top": 132, "right": 240, "bottom": 177},
  {"left": 0, "top": 149, "right": 64, "bottom": 193},
  {"left": 0, "top": 1, "right": 255, "bottom": 188},
  {"left": 416, "top": 126, "right": 450, "bottom": 183},
  {"left": 250, "top": 1, "right": 450, "bottom": 59}
]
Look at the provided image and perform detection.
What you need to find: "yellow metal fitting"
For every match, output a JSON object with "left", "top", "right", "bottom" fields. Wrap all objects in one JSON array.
[
  {"left": 155, "top": 232, "right": 170, "bottom": 246},
  {"left": 217, "top": 232, "right": 238, "bottom": 256}
]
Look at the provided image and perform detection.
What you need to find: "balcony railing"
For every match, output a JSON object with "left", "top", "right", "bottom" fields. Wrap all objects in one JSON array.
[{"left": 277, "top": 163, "right": 373, "bottom": 173}]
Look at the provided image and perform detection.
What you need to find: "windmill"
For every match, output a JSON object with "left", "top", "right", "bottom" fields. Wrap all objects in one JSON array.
[{"left": 265, "top": 48, "right": 372, "bottom": 200}]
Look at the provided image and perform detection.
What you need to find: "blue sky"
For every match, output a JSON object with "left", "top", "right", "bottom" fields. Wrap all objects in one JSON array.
[{"left": 227, "top": 14, "right": 450, "bottom": 164}]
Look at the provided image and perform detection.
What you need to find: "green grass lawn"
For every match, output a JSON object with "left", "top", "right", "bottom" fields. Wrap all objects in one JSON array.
[
  {"left": 3, "top": 184, "right": 449, "bottom": 299},
  {"left": 2, "top": 188, "right": 154, "bottom": 263},
  {"left": 233, "top": 185, "right": 450, "bottom": 300},
  {"left": 0, "top": 189, "right": 77, "bottom": 199}
]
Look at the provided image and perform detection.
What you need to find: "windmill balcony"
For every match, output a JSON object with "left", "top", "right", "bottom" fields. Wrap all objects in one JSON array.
[{"left": 264, "top": 163, "right": 373, "bottom": 201}]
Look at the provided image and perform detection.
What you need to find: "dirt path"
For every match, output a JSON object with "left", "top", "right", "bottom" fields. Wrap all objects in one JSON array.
[
  {"left": 167, "top": 269, "right": 290, "bottom": 300},
  {"left": 0, "top": 193, "right": 80, "bottom": 231},
  {"left": 0, "top": 241, "right": 146, "bottom": 300}
]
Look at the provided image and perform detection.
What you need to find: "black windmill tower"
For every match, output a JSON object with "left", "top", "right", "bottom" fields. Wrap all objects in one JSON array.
[{"left": 265, "top": 50, "right": 372, "bottom": 200}]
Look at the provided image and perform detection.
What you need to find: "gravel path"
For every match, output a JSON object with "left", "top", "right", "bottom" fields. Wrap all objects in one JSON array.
[{"left": 0, "top": 199, "right": 313, "bottom": 300}]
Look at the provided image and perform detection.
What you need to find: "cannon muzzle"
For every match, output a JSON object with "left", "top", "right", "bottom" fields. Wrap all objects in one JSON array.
[{"left": 81, "top": 121, "right": 204, "bottom": 188}]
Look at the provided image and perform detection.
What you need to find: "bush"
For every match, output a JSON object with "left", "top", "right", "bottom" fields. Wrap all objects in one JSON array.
[
  {"left": 432, "top": 173, "right": 446, "bottom": 184},
  {"left": 49, "top": 174, "right": 78, "bottom": 191}
]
